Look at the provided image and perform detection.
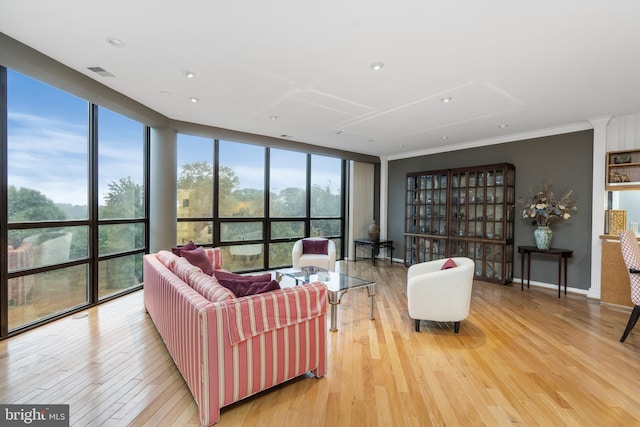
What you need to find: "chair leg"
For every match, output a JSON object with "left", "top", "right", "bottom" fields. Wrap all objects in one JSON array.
[
  {"left": 620, "top": 305, "right": 640, "bottom": 342},
  {"left": 454, "top": 321, "right": 460, "bottom": 334},
  {"left": 415, "top": 319, "right": 420, "bottom": 332}
]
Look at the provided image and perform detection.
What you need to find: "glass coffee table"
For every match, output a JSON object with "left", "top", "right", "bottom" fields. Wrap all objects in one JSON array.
[{"left": 275, "top": 266, "right": 376, "bottom": 331}]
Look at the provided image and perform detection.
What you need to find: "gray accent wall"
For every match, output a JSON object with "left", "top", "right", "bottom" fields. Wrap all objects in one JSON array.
[{"left": 388, "top": 130, "right": 594, "bottom": 290}]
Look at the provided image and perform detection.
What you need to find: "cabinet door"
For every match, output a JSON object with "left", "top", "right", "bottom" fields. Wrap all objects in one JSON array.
[
  {"left": 450, "top": 171, "right": 467, "bottom": 238},
  {"left": 483, "top": 243, "right": 503, "bottom": 281},
  {"left": 405, "top": 175, "right": 419, "bottom": 233}
]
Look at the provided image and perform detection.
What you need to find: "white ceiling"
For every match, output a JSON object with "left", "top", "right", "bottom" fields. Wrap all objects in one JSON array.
[{"left": 2, "top": 1, "right": 640, "bottom": 159}]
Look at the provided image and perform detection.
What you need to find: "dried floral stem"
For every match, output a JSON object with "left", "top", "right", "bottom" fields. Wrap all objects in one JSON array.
[{"left": 518, "top": 180, "right": 578, "bottom": 227}]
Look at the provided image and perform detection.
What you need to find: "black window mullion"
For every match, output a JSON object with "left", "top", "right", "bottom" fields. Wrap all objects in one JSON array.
[
  {"left": 340, "top": 159, "right": 347, "bottom": 258},
  {"left": 88, "top": 103, "right": 99, "bottom": 304},
  {"left": 143, "top": 126, "right": 150, "bottom": 253},
  {"left": 264, "top": 148, "right": 270, "bottom": 270},
  {"left": 213, "top": 139, "right": 220, "bottom": 247},
  {"left": 0, "top": 66, "right": 8, "bottom": 337},
  {"left": 305, "top": 154, "right": 312, "bottom": 236}
]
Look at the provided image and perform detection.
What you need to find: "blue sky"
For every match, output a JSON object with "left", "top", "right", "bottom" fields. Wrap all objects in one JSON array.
[
  {"left": 7, "top": 70, "right": 143, "bottom": 206},
  {"left": 8, "top": 69, "right": 341, "bottom": 207}
]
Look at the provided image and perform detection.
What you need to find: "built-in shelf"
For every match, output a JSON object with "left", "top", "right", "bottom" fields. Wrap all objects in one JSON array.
[{"left": 606, "top": 149, "right": 640, "bottom": 190}]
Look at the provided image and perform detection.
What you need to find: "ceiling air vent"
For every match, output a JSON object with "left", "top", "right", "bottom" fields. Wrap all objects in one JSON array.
[{"left": 87, "top": 66, "right": 115, "bottom": 77}]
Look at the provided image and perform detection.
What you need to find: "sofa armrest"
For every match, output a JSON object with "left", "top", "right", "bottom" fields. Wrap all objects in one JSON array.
[{"left": 224, "top": 281, "right": 328, "bottom": 344}]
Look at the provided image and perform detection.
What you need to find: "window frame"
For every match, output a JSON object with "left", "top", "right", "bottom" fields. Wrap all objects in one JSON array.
[
  {"left": 176, "top": 138, "right": 346, "bottom": 272},
  {"left": 0, "top": 68, "right": 149, "bottom": 338}
]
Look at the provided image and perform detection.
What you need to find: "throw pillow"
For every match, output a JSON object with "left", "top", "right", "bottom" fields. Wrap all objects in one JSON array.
[
  {"left": 217, "top": 278, "right": 280, "bottom": 298},
  {"left": 181, "top": 246, "right": 214, "bottom": 275},
  {"left": 213, "top": 270, "right": 272, "bottom": 282},
  {"left": 302, "top": 239, "right": 329, "bottom": 255},
  {"left": 441, "top": 258, "right": 458, "bottom": 270},
  {"left": 171, "top": 240, "right": 197, "bottom": 256}
]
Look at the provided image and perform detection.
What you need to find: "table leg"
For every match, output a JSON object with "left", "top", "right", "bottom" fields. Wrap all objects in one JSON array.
[
  {"left": 328, "top": 290, "right": 338, "bottom": 331},
  {"left": 557, "top": 255, "right": 562, "bottom": 298},
  {"left": 367, "top": 284, "right": 376, "bottom": 320},
  {"left": 329, "top": 303, "right": 338, "bottom": 331},
  {"left": 563, "top": 256, "right": 568, "bottom": 295},
  {"left": 520, "top": 251, "right": 524, "bottom": 291},
  {"left": 372, "top": 243, "right": 376, "bottom": 266},
  {"left": 527, "top": 253, "right": 531, "bottom": 288}
]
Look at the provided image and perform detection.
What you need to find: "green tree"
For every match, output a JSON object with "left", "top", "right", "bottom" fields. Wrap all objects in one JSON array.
[
  {"left": 8, "top": 185, "right": 67, "bottom": 223},
  {"left": 270, "top": 187, "right": 306, "bottom": 217},
  {"left": 178, "top": 161, "right": 214, "bottom": 219},
  {"left": 101, "top": 176, "right": 144, "bottom": 219},
  {"left": 231, "top": 187, "right": 264, "bottom": 217},
  {"left": 7, "top": 186, "right": 67, "bottom": 248},
  {"left": 99, "top": 176, "right": 145, "bottom": 291},
  {"left": 310, "top": 182, "right": 341, "bottom": 216},
  {"left": 219, "top": 165, "right": 240, "bottom": 196}
]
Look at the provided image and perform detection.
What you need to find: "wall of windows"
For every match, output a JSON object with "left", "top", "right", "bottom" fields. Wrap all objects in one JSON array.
[
  {"left": 1, "top": 68, "right": 148, "bottom": 337},
  {"left": 0, "top": 63, "right": 348, "bottom": 337},
  {"left": 177, "top": 135, "right": 345, "bottom": 272}
]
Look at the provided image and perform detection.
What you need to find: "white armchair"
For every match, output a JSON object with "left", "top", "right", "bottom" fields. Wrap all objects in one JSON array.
[
  {"left": 292, "top": 238, "right": 336, "bottom": 272},
  {"left": 407, "top": 257, "right": 475, "bottom": 333}
]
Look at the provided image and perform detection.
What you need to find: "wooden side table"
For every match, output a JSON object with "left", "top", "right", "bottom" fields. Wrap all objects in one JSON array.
[
  {"left": 518, "top": 246, "right": 573, "bottom": 298},
  {"left": 354, "top": 239, "right": 394, "bottom": 266}
]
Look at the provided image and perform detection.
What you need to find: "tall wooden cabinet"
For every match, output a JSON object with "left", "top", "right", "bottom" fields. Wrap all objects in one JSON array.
[{"left": 404, "top": 163, "right": 515, "bottom": 284}]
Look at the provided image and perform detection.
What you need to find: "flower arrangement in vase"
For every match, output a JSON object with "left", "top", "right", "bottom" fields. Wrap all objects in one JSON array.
[{"left": 518, "top": 180, "right": 577, "bottom": 250}]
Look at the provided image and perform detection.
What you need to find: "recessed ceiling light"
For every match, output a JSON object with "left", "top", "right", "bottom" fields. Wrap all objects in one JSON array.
[
  {"left": 189, "top": 97, "right": 199, "bottom": 103},
  {"left": 160, "top": 90, "right": 170, "bottom": 95},
  {"left": 183, "top": 70, "right": 196, "bottom": 79},
  {"left": 498, "top": 124, "right": 508, "bottom": 128},
  {"left": 106, "top": 38, "right": 125, "bottom": 48},
  {"left": 441, "top": 136, "right": 449, "bottom": 139},
  {"left": 370, "top": 62, "right": 384, "bottom": 71},
  {"left": 269, "top": 115, "right": 278, "bottom": 121},
  {"left": 397, "top": 144, "right": 405, "bottom": 148},
  {"left": 440, "top": 97, "right": 452, "bottom": 103},
  {"left": 335, "top": 130, "right": 342, "bottom": 135}
]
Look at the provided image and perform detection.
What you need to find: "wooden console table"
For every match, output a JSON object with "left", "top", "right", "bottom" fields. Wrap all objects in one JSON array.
[
  {"left": 518, "top": 246, "right": 573, "bottom": 298},
  {"left": 354, "top": 239, "right": 394, "bottom": 266}
]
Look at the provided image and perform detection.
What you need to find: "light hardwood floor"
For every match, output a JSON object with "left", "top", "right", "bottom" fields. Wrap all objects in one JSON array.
[{"left": 1, "top": 260, "right": 640, "bottom": 426}]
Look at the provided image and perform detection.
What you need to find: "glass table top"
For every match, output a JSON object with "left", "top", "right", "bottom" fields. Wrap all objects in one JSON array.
[{"left": 275, "top": 266, "right": 374, "bottom": 292}]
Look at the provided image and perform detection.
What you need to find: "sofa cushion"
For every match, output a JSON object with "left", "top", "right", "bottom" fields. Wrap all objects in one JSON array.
[
  {"left": 171, "top": 240, "right": 197, "bottom": 256},
  {"left": 217, "top": 278, "right": 280, "bottom": 298},
  {"left": 205, "top": 247, "right": 223, "bottom": 270},
  {"left": 181, "top": 246, "right": 214, "bottom": 275},
  {"left": 172, "top": 257, "right": 202, "bottom": 283},
  {"left": 302, "top": 239, "right": 328, "bottom": 255},
  {"left": 156, "top": 250, "right": 179, "bottom": 269},
  {"left": 187, "top": 270, "right": 235, "bottom": 302}
]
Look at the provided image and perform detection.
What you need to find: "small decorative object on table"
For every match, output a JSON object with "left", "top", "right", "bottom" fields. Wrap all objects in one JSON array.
[
  {"left": 367, "top": 220, "right": 380, "bottom": 241},
  {"left": 518, "top": 180, "right": 578, "bottom": 250}
]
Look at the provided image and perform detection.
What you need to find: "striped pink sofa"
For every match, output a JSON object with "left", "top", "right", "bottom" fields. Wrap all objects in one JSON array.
[{"left": 143, "top": 250, "right": 328, "bottom": 426}]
